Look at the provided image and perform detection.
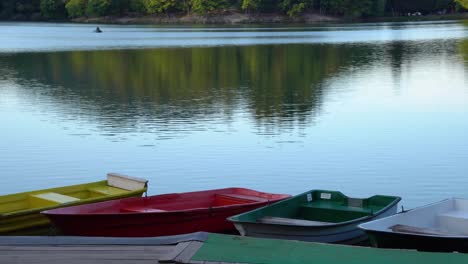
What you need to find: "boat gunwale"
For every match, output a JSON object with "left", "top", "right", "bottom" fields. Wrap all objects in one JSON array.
[
  {"left": 41, "top": 187, "right": 291, "bottom": 216},
  {"left": 359, "top": 198, "right": 468, "bottom": 239},
  {"left": 228, "top": 190, "right": 402, "bottom": 228}
]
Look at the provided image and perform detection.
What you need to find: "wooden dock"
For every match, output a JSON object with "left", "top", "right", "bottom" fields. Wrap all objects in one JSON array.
[
  {"left": 0, "top": 244, "right": 175, "bottom": 264},
  {"left": 0, "top": 232, "right": 207, "bottom": 264},
  {"left": 2, "top": 233, "right": 468, "bottom": 264}
]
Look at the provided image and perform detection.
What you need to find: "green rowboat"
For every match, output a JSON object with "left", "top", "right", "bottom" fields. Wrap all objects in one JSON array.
[
  {"left": 228, "top": 190, "right": 401, "bottom": 244},
  {"left": 0, "top": 173, "right": 147, "bottom": 235}
]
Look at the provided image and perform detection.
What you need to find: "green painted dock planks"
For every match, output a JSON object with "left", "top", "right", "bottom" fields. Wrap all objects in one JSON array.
[{"left": 191, "top": 234, "right": 468, "bottom": 264}]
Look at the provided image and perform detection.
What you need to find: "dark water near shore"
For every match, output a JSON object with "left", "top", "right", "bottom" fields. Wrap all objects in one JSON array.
[{"left": 0, "top": 21, "right": 467, "bottom": 208}]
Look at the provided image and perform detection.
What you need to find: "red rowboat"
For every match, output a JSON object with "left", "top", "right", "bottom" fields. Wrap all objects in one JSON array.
[{"left": 42, "top": 188, "right": 290, "bottom": 237}]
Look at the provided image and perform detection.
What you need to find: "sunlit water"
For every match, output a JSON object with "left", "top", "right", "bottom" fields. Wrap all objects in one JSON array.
[{"left": 0, "top": 21, "right": 467, "bottom": 208}]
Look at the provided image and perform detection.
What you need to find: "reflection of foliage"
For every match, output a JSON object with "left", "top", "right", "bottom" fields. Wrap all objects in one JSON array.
[
  {"left": 2, "top": 45, "right": 366, "bottom": 130},
  {"left": 459, "top": 40, "right": 468, "bottom": 63}
]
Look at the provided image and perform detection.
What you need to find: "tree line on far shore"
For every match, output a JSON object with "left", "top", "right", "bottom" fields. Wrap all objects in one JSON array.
[{"left": 0, "top": 0, "right": 467, "bottom": 21}]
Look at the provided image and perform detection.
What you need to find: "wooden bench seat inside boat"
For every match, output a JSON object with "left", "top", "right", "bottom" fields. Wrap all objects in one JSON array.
[
  {"left": 120, "top": 206, "right": 166, "bottom": 213},
  {"left": 213, "top": 194, "right": 269, "bottom": 206},
  {"left": 88, "top": 186, "right": 126, "bottom": 196},
  {"left": 29, "top": 192, "right": 80, "bottom": 207},
  {"left": 258, "top": 216, "right": 333, "bottom": 226}
]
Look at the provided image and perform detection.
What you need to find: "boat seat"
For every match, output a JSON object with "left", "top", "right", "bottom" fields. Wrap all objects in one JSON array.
[
  {"left": 120, "top": 206, "right": 166, "bottom": 213},
  {"left": 300, "top": 202, "right": 373, "bottom": 214},
  {"left": 88, "top": 186, "right": 126, "bottom": 196},
  {"left": 258, "top": 216, "right": 333, "bottom": 226},
  {"left": 438, "top": 211, "right": 468, "bottom": 233},
  {"left": 29, "top": 192, "right": 80, "bottom": 208}
]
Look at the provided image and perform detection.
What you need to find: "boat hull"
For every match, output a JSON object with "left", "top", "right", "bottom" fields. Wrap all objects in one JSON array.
[
  {"left": 229, "top": 190, "right": 401, "bottom": 244},
  {"left": 47, "top": 204, "right": 266, "bottom": 237},
  {"left": 366, "top": 230, "right": 468, "bottom": 253},
  {"left": 233, "top": 202, "right": 398, "bottom": 244},
  {"left": 43, "top": 188, "right": 290, "bottom": 237}
]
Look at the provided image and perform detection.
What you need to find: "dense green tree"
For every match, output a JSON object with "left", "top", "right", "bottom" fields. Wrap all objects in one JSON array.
[
  {"left": 372, "top": 0, "right": 387, "bottom": 16},
  {"left": 191, "top": 0, "right": 229, "bottom": 14},
  {"left": 110, "top": 0, "right": 133, "bottom": 13},
  {"left": 387, "top": 0, "right": 453, "bottom": 14},
  {"left": 66, "top": 0, "right": 87, "bottom": 18},
  {"left": 348, "top": 0, "right": 373, "bottom": 16},
  {"left": 241, "top": 0, "right": 261, "bottom": 11},
  {"left": 143, "top": 0, "right": 179, "bottom": 13},
  {"left": 129, "top": 0, "right": 146, "bottom": 12},
  {"left": 319, "top": 0, "right": 373, "bottom": 17},
  {"left": 0, "top": 0, "right": 40, "bottom": 20},
  {"left": 86, "top": 0, "right": 112, "bottom": 16},
  {"left": 40, "top": 0, "right": 67, "bottom": 19},
  {"left": 241, "top": 0, "right": 277, "bottom": 12},
  {"left": 278, "top": 0, "right": 311, "bottom": 17}
]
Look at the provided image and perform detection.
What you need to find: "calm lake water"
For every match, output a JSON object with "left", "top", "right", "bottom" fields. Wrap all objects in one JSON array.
[{"left": 0, "top": 21, "right": 467, "bottom": 208}]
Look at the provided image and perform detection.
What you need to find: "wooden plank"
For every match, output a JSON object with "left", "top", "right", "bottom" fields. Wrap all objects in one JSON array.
[
  {"left": 31, "top": 193, "right": 80, "bottom": 203},
  {"left": 160, "top": 242, "right": 192, "bottom": 262},
  {"left": 0, "top": 245, "right": 176, "bottom": 264},
  {"left": 169, "top": 241, "right": 203, "bottom": 264},
  {"left": 0, "top": 232, "right": 209, "bottom": 246},
  {"left": 390, "top": 224, "right": 456, "bottom": 236},
  {"left": 29, "top": 193, "right": 80, "bottom": 207},
  {"left": 107, "top": 173, "right": 148, "bottom": 191},
  {"left": 258, "top": 216, "right": 333, "bottom": 226}
]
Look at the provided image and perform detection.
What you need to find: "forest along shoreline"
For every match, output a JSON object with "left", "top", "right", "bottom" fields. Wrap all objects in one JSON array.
[
  {"left": 1, "top": 0, "right": 467, "bottom": 25},
  {"left": 3, "top": 11, "right": 468, "bottom": 25}
]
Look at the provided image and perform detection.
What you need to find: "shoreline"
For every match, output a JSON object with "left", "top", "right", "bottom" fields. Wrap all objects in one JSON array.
[
  {"left": 73, "top": 12, "right": 340, "bottom": 25},
  {"left": 2, "top": 12, "right": 467, "bottom": 25}
]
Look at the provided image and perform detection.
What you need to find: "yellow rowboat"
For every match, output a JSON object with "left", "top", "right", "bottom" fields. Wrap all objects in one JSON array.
[{"left": 0, "top": 173, "right": 148, "bottom": 235}]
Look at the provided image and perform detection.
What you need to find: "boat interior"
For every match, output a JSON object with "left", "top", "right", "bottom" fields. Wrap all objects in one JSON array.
[
  {"left": 44, "top": 188, "right": 288, "bottom": 214},
  {"left": 119, "top": 192, "right": 269, "bottom": 213},
  {"left": 0, "top": 182, "right": 130, "bottom": 214},
  {"left": 231, "top": 190, "right": 399, "bottom": 226},
  {"left": 0, "top": 174, "right": 147, "bottom": 215},
  {"left": 359, "top": 198, "right": 468, "bottom": 236}
]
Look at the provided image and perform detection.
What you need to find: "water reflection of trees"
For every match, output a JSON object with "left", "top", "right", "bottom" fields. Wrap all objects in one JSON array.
[
  {"left": 2, "top": 45, "right": 367, "bottom": 134},
  {"left": 459, "top": 39, "right": 468, "bottom": 64}
]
